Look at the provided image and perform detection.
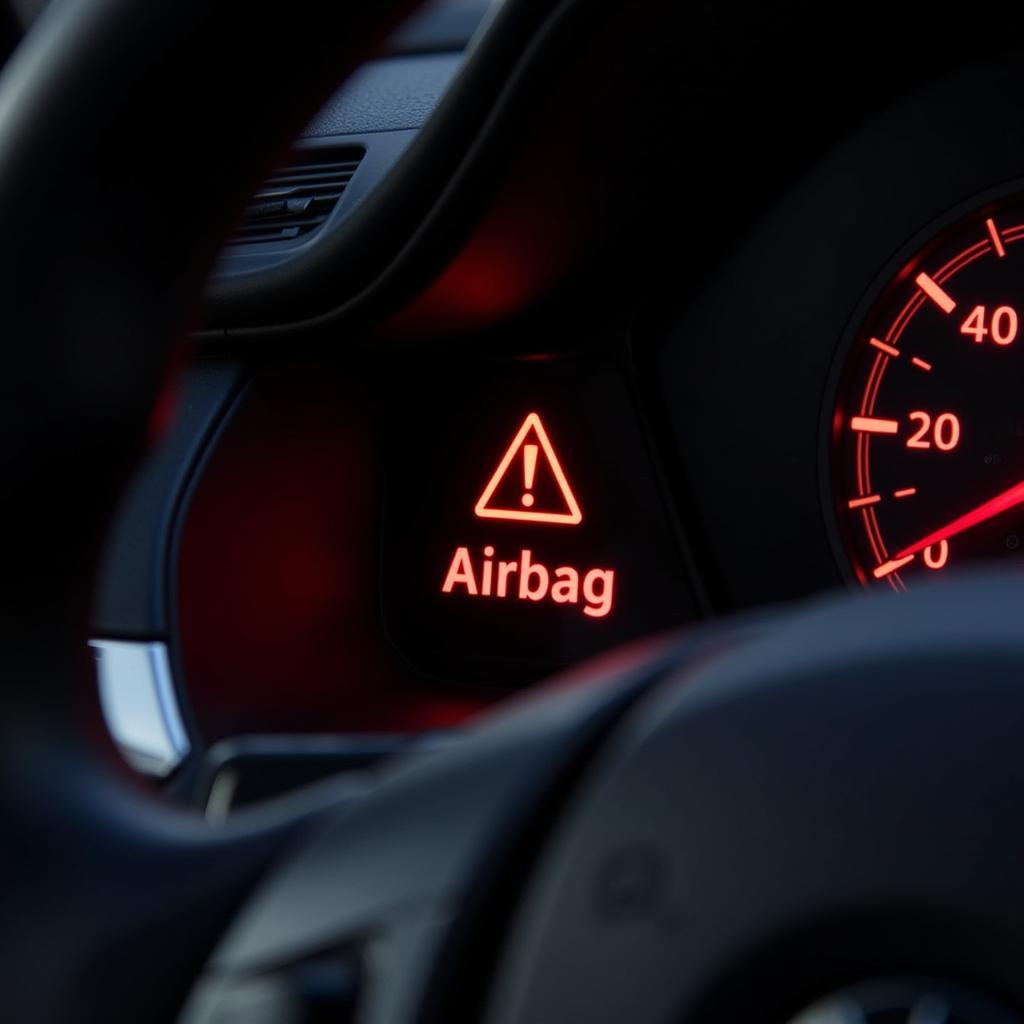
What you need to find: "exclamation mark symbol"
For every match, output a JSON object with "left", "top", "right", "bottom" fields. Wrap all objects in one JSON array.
[{"left": 521, "top": 443, "right": 538, "bottom": 507}]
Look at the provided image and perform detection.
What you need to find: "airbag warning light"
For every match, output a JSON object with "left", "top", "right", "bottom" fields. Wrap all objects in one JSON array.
[
  {"left": 440, "top": 412, "right": 615, "bottom": 618},
  {"left": 474, "top": 412, "right": 582, "bottom": 524}
]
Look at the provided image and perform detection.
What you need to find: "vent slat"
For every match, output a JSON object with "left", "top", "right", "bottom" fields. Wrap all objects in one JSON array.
[
  {"left": 251, "top": 190, "right": 345, "bottom": 204},
  {"left": 271, "top": 159, "right": 363, "bottom": 172},
  {"left": 259, "top": 170, "right": 359, "bottom": 188},
  {"left": 227, "top": 146, "right": 364, "bottom": 247},
  {"left": 252, "top": 188, "right": 350, "bottom": 202},
  {"left": 236, "top": 215, "right": 331, "bottom": 232},
  {"left": 266, "top": 161, "right": 361, "bottom": 175}
]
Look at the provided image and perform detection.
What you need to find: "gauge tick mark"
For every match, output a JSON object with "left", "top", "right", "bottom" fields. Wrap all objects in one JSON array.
[
  {"left": 851, "top": 416, "right": 899, "bottom": 435},
  {"left": 870, "top": 337, "right": 899, "bottom": 357},
  {"left": 986, "top": 216, "right": 1006, "bottom": 258},
  {"left": 848, "top": 494, "right": 881, "bottom": 509},
  {"left": 915, "top": 272, "right": 956, "bottom": 313},
  {"left": 873, "top": 554, "right": 915, "bottom": 579}
]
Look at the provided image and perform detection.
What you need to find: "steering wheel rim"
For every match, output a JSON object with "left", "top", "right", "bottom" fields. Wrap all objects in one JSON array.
[{"left": 0, "top": 1, "right": 416, "bottom": 1019}]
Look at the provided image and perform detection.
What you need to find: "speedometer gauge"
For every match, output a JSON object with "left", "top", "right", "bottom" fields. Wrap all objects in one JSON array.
[{"left": 833, "top": 194, "right": 1024, "bottom": 589}]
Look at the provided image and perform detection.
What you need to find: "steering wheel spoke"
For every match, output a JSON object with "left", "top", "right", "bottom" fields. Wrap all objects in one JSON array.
[{"left": 180, "top": 638, "right": 686, "bottom": 1022}]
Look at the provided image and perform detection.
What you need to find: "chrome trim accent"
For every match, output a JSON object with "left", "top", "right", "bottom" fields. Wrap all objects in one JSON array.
[
  {"left": 88, "top": 639, "right": 190, "bottom": 777},
  {"left": 205, "top": 767, "right": 241, "bottom": 823}
]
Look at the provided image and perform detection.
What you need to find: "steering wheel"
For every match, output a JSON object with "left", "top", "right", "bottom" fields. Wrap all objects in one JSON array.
[{"left": 6, "top": 2, "right": 1024, "bottom": 1022}]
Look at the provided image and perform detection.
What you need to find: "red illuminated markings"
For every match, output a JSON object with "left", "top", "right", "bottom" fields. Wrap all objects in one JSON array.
[
  {"left": 520, "top": 444, "right": 538, "bottom": 507},
  {"left": 847, "top": 494, "right": 880, "bottom": 509},
  {"left": 896, "top": 479, "right": 1024, "bottom": 558},
  {"left": 987, "top": 217, "right": 1006, "bottom": 258},
  {"left": 961, "top": 304, "right": 1019, "bottom": 345},
  {"left": 873, "top": 553, "right": 915, "bottom": 579},
  {"left": 906, "top": 410, "right": 960, "bottom": 451},
  {"left": 847, "top": 214, "right": 1021, "bottom": 591},
  {"left": 474, "top": 412, "right": 582, "bottom": 525},
  {"left": 915, "top": 272, "right": 956, "bottom": 314},
  {"left": 870, "top": 337, "right": 900, "bottom": 357},
  {"left": 923, "top": 539, "right": 949, "bottom": 569},
  {"left": 441, "top": 545, "right": 615, "bottom": 617},
  {"left": 850, "top": 416, "right": 899, "bottom": 435}
]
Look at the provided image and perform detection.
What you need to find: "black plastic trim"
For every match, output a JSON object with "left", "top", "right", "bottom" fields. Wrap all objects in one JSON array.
[
  {"left": 212, "top": 132, "right": 415, "bottom": 281},
  {"left": 201, "top": 0, "right": 606, "bottom": 334},
  {"left": 93, "top": 361, "right": 243, "bottom": 637}
]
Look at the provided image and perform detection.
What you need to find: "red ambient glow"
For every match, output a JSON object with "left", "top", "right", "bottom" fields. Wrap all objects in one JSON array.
[{"left": 441, "top": 545, "right": 615, "bottom": 617}]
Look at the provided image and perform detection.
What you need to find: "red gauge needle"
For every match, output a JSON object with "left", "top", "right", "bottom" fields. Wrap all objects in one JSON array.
[{"left": 897, "top": 479, "right": 1024, "bottom": 558}]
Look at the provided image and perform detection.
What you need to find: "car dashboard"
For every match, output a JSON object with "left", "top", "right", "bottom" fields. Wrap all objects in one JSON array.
[{"left": 83, "top": 0, "right": 1024, "bottom": 810}]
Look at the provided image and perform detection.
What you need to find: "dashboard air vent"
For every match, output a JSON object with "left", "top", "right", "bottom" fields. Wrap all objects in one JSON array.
[{"left": 228, "top": 145, "right": 365, "bottom": 246}]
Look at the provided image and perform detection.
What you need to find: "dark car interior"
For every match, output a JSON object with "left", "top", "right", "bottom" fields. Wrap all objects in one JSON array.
[{"left": 7, "top": 1, "right": 1024, "bottom": 1021}]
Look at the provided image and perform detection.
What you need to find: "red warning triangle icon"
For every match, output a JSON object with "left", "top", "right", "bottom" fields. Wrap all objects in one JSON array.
[{"left": 474, "top": 412, "right": 583, "bottom": 525}]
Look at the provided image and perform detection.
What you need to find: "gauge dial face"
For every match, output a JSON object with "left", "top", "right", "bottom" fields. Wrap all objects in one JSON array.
[{"left": 835, "top": 197, "right": 1024, "bottom": 589}]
